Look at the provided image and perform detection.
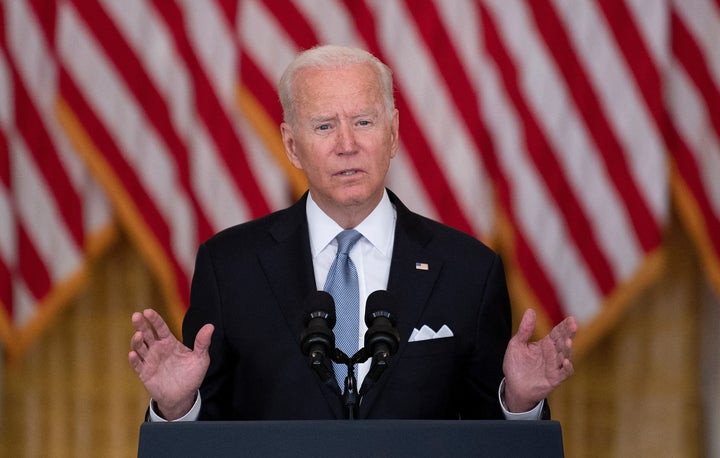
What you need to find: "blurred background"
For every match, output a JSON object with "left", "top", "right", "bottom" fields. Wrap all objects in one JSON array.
[{"left": 0, "top": 0, "right": 718, "bottom": 456}]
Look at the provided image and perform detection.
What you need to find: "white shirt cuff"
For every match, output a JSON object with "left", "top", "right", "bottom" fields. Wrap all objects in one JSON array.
[
  {"left": 148, "top": 391, "right": 202, "bottom": 422},
  {"left": 498, "top": 378, "right": 544, "bottom": 420}
]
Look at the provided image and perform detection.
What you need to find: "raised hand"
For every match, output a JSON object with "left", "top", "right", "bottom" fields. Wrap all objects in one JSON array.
[
  {"left": 502, "top": 308, "right": 577, "bottom": 412},
  {"left": 128, "top": 308, "right": 214, "bottom": 420}
]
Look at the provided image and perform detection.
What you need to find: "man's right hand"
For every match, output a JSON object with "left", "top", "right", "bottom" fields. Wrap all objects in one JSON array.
[{"left": 128, "top": 309, "right": 214, "bottom": 420}]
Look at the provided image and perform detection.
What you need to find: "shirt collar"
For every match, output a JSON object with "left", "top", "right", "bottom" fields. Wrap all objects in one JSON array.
[{"left": 307, "top": 190, "right": 396, "bottom": 258}]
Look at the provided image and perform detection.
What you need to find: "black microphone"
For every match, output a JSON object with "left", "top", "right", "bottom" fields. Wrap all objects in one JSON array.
[
  {"left": 300, "top": 291, "right": 336, "bottom": 361},
  {"left": 364, "top": 290, "right": 400, "bottom": 363}
]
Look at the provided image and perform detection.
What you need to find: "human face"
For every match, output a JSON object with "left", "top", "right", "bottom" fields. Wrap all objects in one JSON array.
[{"left": 281, "top": 63, "right": 399, "bottom": 228}]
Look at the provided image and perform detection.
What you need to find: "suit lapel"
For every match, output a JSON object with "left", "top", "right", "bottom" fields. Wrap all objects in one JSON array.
[
  {"left": 259, "top": 197, "right": 314, "bottom": 349},
  {"left": 257, "top": 194, "right": 345, "bottom": 418},
  {"left": 359, "top": 191, "right": 443, "bottom": 417}
]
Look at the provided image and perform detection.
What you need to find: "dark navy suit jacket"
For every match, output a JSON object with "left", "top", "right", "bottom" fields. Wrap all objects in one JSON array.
[{"left": 183, "top": 190, "right": 513, "bottom": 420}]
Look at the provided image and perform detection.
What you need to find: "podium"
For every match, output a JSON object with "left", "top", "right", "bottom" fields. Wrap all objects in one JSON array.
[{"left": 138, "top": 420, "right": 564, "bottom": 457}]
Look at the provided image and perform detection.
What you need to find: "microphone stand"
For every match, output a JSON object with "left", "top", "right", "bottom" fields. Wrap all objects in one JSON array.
[
  {"left": 332, "top": 348, "right": 371, "bottom": 420},
  {"left": 358, "top": 347, "right": 391, "bottom": 397},
  {"left": 331, "top": 348, "right": 397, "bottom": 419},
  {"left": 308, "top": 350, "right": 339, "bottom": 392}
]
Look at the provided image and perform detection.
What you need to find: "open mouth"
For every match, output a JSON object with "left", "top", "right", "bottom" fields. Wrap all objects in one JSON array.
[{"left": 336, "top": 169, "right": 359, "bottom": 176}]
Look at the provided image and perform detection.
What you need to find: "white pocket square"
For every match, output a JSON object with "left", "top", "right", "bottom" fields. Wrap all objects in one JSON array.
[{"left": 408, "top": 324, "right": 454, "bottom": 342}]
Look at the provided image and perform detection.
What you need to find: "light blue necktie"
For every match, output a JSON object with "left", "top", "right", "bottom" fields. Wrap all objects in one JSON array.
[{"left": 324, "top": 229, "right": 363, "bottom": 392}]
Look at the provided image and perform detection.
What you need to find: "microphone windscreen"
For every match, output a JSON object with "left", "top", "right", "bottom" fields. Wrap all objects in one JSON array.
[
  {"left": 304, "top": 290, "right": 336, "bottom": 327},
  {"left": 364, "top": 290, "right": 396, "bottom": 326}
]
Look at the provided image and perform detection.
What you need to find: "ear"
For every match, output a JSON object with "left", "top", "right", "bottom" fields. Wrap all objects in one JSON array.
[
  {"left": 389, "top": 109, "right": 400, "bottom": 159},
  {"left": 281, "top": 122, "right": 303, "bottom": 169}
]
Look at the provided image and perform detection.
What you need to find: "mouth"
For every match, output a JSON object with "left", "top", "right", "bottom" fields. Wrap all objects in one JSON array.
[{"left": 335, "top": 169, "right": 360, "bottom": 176}]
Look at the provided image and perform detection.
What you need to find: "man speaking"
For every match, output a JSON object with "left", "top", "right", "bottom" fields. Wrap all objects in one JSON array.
[{"left": 129, "top": 45, "right": 577, "bottom": 422}]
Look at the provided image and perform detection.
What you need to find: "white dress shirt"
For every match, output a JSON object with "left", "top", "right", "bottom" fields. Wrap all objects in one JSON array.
[{"left": 306, "top": 190, "right": 396, "bottom": 388}]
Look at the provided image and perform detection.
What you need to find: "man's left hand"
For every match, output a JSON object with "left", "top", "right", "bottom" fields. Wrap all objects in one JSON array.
[{"left": 502, "top": 308, "right": 577, "bottom": 412}]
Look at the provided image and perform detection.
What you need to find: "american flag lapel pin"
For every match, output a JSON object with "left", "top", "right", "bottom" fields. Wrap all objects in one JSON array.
[{"left": 415, "top": 262, "right": 429, "bottom": 271}]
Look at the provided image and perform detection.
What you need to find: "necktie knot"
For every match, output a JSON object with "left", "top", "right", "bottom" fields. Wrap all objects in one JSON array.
[{"left": 335, "top": 229, "right": 362, "bottom": 256}]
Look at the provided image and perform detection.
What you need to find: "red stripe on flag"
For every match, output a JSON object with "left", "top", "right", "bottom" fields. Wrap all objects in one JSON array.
[
  {"left": 0, "top": 126, "right": 8, "bottom": 187},
  {"left": 239, "top": 52, "right": 284, "bottom": 125},
  {"left": 151, "top": 0, "right": 271, "bottom": 219},
  {"left": 667, "top": 125, "right": 720, "bottom": 256},
  {"left": 0, "top": 256, "right": 11, "bottom": 315},
  {"left": 597, "top": 0, "right": 665, "bottom": 130},
  {"left": 670, "top": 10, "right": 720, "bottom": 139},
  {"left": 528, "top": 1, "right": 661, "bottom": 253},
  {"left": 18, "top": 225, "right": 50, "bottom": 301},
  {"left": 403, "top": 0, "right": 516, "bottom": 231},
  {"left": 27, "top": 0, "right": 57, "bottom": 47},
  {"left": 70, "top": 0, "right": 214, "bottom": 244},
  {"left": 58, "top": 71, "right": 190, "bottom": 298},
  {"left": 260, "top": 0, "right": 319, "bottom": 51},
  {"left": 480, "top": 4, "right": 616, "bottom": 295},
  {"left": 10, "top": 67, "right": 84, "bottom": 247},
  {"left": 515, "top": 227, "right": 567, "bottom": 324},
  {"left": 215, "top": 0, "right": 238, "bottom": 26},
  {"left": 403, "top": 0, "right": 480, "bottom": 142}
]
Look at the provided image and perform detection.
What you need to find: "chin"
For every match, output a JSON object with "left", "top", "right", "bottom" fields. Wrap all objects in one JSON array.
[
  {"left": 337, "top": 187, "right": 377, "bottom": 206},
  {"left": 336, "top": 195, "right": 367, "bottom": 208}
]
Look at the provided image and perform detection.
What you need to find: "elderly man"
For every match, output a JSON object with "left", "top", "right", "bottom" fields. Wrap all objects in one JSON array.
[{"left": 129, "top": 45, "right": 576, "bottom": 422}]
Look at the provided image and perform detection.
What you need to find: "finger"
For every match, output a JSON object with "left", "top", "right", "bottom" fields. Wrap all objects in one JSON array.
[
  {"left": 550, "top": 317, "right": 577, "bottom": 355},
  {"left": 545, "top": 331, "right": 572, "bottom": 367},
  {"left": 132, "top": 310, "right": 160, "bottom": 342},
  {"left": 564, "top": 333, "right": 574, "bottom": 355},
  {"left": 549, "top": 358, "right": 574, "bottom": 386},
  {"left": 193, "top": 324, "right": 214, "bottom": 355},
  {"left": 551, "top": 329, "right": 572, "bottom": 354},
  {"left": 512, "top": 308, "right": 536, "bottom": 345},
  {"left": 142, "top": 308, "right": 174, "bottom": 340},
  {"left": 563, "top": 316, "right": 578, "bottom": 342},
  {"left": 552, "top": 337, "right": 574, "bottom": 368},
  {"left": 566, "top": 315, "right": 578, "bottom": 334},
  {"left": 128, "top": 350, "right": 143, "bottom": 373},
  {"left": 552, "top": 316, "right": 578, "bottom": 342},
  {"left": 130, "top": 331, "right": 149, "bottom": 360},
  {"left": 560, "top": 319, "right": 577, "bottom": 357},
  {"left": 131, "top": 311, "right": 147, "bottom": 332}
]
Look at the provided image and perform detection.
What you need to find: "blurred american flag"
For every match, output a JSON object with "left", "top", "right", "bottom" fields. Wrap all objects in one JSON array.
[{"left": 0, "top": 0, "right": 718, "bottom": 360}]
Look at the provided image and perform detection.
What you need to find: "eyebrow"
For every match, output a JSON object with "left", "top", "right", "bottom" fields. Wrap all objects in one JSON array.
[
  {"left": 310, "top": 115, "right": 338, "bottom": 124},
  {"left": 313, "top": 110, "right": 379, "bottom": 121}
]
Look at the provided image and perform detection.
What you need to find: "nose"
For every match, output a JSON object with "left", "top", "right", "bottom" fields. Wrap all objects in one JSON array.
[{"left": 336, "top": 122, "right": 356, "bottom": 154}]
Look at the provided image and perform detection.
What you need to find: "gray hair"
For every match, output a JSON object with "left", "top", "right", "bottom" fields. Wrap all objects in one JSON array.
[{"left": 278, "top": 45, "right": 395, "bottom": 125}]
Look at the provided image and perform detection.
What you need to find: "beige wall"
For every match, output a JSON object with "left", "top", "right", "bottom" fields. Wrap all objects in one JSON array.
[
  {"left": 552, "top": 218, "right": 704, "bottom": 457},
  {"left": 0, "top": 221, "right": 710, "bottom": 457},
  {"left": 0, "top": 235, "right": 158, "bottom": 458}
]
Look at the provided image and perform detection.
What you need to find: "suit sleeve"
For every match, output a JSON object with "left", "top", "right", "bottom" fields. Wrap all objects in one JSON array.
[
  {"left": 459, "top": 253, "right": 512, "bottom": 420},
  {"left": 182, "top": 243, "right": 233, "bottom": 420}
]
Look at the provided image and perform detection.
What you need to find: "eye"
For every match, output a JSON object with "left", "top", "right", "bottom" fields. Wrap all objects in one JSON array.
[
  {"left": 317, "top": 124, "right": 330, "bottom": 131},
  {"left": 357, "top": 120, "right": 371, "bottom": 127}
]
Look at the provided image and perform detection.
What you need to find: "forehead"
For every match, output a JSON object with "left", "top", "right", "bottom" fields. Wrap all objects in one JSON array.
[{"left": 292, "top": 63, "right": 384, "bottom": 115}]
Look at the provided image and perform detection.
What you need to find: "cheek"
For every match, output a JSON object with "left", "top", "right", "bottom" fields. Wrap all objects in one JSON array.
[
  {"left": 292, "top": 140, "right": 320, "bottom": 170},
  {"left": 372, "top": 141, "right": 394, "bottom": 170},
  {"left": 297, "top": 153, "right": 326, "bottom": 177}
]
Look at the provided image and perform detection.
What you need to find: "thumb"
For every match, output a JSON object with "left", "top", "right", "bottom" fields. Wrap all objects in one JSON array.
[
  {"left": 513, "top": 308, "right": 537, "bottom": 345},
  {"left": 193, "top": 324, "right": 215, "bottom": 355}
]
